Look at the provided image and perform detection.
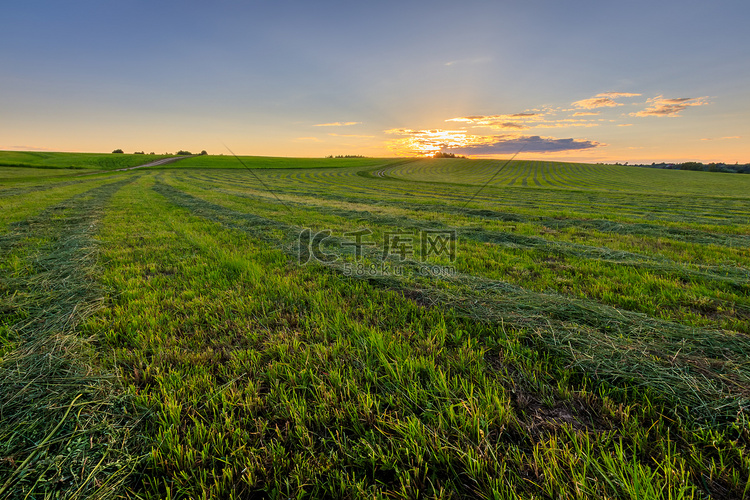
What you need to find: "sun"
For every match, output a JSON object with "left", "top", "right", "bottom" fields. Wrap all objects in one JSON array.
[{"left": 386, "top": 129, "right": 475, "bottom": 157}]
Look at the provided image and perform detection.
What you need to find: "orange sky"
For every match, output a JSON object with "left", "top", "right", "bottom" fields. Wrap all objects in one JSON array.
[{"left": 1, "top": 2, "right": 747, "bottom": 164}]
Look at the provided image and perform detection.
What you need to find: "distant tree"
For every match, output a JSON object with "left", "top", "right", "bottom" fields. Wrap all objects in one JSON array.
[
  {"left": 149, "top": 152, "right": 155, "bottom": 155},
  {"left": 112, "top": 149, "right": 124, "bottom": 154},
  {"left": 134, "top": 151, "right": 145, "bottom": 154},
  {"left": 433, "top": 152, "right": 465, "bottom": 159},
  {"left": 680, "top": 162, "right": 704, "bottom": 171},
  {"left": 200, "top": 150, "right": 208, "bottom": 155},
  {"left": 176, "top": 150, "right": 192, "bottom": 156}
]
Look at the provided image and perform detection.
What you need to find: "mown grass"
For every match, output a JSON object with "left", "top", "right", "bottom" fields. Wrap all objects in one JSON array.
[
  {"left": 150, "top": 177, "right": 750, "bottom": 420},
  {"left": 0, "top": 176, "right": 125, "bottom": 232},
  {"left": 88, "top": 176, "right": 748, "bottom": 498},
  {"left": 161, "top": 173, "right": 750, "bottom": 334},
  {"left": 376, "top": 158, "right": 750, "bottom": 198},
  {"left": 2, "top": 157, "right": 749, "bottom": 499},
  {"left": 0, "top": 178, "right": 146, "bottom": 498}
]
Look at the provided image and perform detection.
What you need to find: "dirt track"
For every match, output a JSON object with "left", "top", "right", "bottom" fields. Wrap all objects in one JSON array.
[
  {"left": 76, "top": 155, "right": 194, "bottom": 176},
  {"left": 115, "top": 155, "right": 194, "bottom": 171}
]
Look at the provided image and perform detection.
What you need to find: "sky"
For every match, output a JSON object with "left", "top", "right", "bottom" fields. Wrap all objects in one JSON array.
[{"left": 1, "top": 0, "right": 749, "bottom": 163}]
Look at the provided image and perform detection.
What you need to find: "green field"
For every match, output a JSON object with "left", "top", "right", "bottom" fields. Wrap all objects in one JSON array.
[
  {"left": 1, "top": 155, "right": 749, "bottom": 499},
  {"left": 0, "top": 151, "right": 172, "bottom": 177},
  {"left": 171, "top": 155, "right": 408, "bottom": 170},
  {"left": 369, "top": 158, "right": 750, "bottom": 197}
]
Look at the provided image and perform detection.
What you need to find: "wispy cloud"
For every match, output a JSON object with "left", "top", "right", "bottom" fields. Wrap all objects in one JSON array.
[
  {"left": 294, "top": 137, "right": 321, "bottom": 142},
  {"left": 598, "top": 92, "right": 642, "bottom": 98},
  {"left": 314, "top": 121, "right": 361, "bottom": 127},
  {"left": 446, "top": 112, "right": 598, "bottom": 130},
  {"left": 618, "top": 123, "right": 634, "bottom": 127},
  {"left": 700, "top": 135, "right": 740, "bottom": 141},
  {"left": 631, "top": 96, "right": 710, "bottom": 117},
  {"left": 573, "top": 92, "right": 641, "bottom": 109},
  {"left": 572, "top": 111, "right": 600, "bottom": 116},
  {"left": 2, "top": 145, "right": 58, "bottom": 151},
  {"left": 385, "top": 128, "right": 602, "bottom": 156},
  {"left": 447, "top": 113, "right": 543, "bottom": 127},
  {"left": 328, "top": 133, "right": 375, "bottom": 138}
]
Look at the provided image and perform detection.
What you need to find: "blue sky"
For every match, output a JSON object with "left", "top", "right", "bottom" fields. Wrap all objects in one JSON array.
[{"left": 1, "top": 0, "right": 748, "bottom": 162}]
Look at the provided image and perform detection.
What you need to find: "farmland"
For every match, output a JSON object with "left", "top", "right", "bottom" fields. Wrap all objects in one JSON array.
[
  {"left": 0, "top": 151, "right": 172, "bottom": 172},
  {"left": 1, "top": 154, "right": 750, "bottom": 499}
]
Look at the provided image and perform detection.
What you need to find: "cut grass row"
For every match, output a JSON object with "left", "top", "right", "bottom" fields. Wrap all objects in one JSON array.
[
  {"left": 0, "top": 178, "right": 145, "bottom": 498},
  {"left": 161, "top": 172, "right": 750, "bottom": 333},
  {"left": 0, "top": 175, "right": 127, "bottom": 233},
  {"left": 152, "top": 177, "right": 750, "bottom": 420},
  {"left": 186, "top": 166, "right": 750, "bottom": 232},
  {"left": 377, "top": 158, "right": 750, "bottom": 198},
  {"left": 86, "top": 174, "right": 748, "bottom": 498},
  {"left": 173, "top": 170, "right": 750, "bottom": 267},
  {"left": 179, "top": 170, "right": 750, "bottom": 281}
]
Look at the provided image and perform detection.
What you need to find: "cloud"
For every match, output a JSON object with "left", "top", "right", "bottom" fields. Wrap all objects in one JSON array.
[
  {"left": 618, "top": 123, "right": 634, "bottom": 127},
  {"left": 572, "top": 111, "right": 600, "bottom": 116},
  {"left": 385, "top": 129, "right": 472, "bottom": 155},
  {"left": 314, "top": 121, "right": 361, "bottom": 127},
  {"left": 384, "top": 128, "right": 421, "bottom": 135},
  {"left": 445, "top": 135, "right": 603, "bottom": 154},
  {"left": 597, "top": 92, "right": 642, "bottom": 98},
  {"left": 2, "top": 145, "right": 58, "bottom": 151},
  {"left": 631, "top": 96, "right": 710, "bottom": 117},
  {"left": 573, "top": 97, "right": 622, "bottom": 109},
  {"left": 701, "top": 136, "right": 740, "bottom": 141},
  {"left": 447, "top": 113, "right": 543, "bottom": 126},
  {"left": 446, "top": 112, "right": 598, "bottom": 130},
  {"left": 328, "top": 133, "right": 375, "bottom": 138},
  {"left": 385, "top": 128, "right": 602, "bottom": 156},
  {"left": 538, "top": 121, "right": 599, "bottom": 128},
  {"left": 573, "top": 92, "right": 641, "bottom": 109}
]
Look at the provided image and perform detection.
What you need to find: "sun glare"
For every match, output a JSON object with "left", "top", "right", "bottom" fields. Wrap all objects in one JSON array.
[{"left": 386, "top": 129, "right": 480, "bottom": 156}]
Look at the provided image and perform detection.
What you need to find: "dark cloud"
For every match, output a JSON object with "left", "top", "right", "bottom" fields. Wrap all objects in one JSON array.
[
  {"left": 631, "top": 96, "right": 709, "bottom": 117},
  {"left": 444, "top": 135, "right": 602, "bottom": 154},
  {"left": 496, "top": 122, "right": 528, "bottom": 129}
]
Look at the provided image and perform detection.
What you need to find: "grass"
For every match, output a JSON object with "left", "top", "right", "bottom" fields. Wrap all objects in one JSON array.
[
  {"left": 1, "top": 155, "right": 749, "bottom": 498},
  {"left": 374, "top": 158, "right": 750, "bottom": 198},
  {"left": 162, "top": 155, "right": 409, "bottom": 170},
  {"left": 0, "top": 150, "right": 171, "bottom": 173},
  {"left": 0, "top": 178, "right": 145, "bottom": 498},
  {"left": 151, "top": 177, "right": 750, "bottom": 420}
]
